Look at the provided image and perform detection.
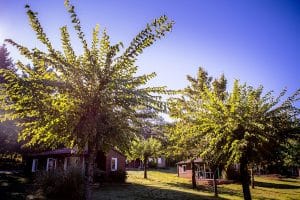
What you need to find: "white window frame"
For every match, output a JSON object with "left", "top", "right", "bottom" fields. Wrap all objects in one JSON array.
[
  {"left": 46, "top": 158, "right": 57, "bottom": 171},
  {"left": 32, "top": 159, "right": 38, "bottom": 172},
  {"left": 181, "top": 164, "right": 187, "bottom": 173},
  {"left": 111, "top": 157, "right": 118, "bottom": 171}
]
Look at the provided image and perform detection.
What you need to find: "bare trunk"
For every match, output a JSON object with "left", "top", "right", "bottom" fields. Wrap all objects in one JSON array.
[
  {"left": 250, "top": 167, "right": 255, "bottom": 189},
  {"left": 144, "top": 157, "right": 148, "bottom": 179},
  {"left": 213, "top": 169, "right": 218, "bottom": 197},
  {"left": 191, "top": 158, "right": 196, "bottom": 189},
  {"left": 85, "top": 143, "right": 96, "bottom": 200},
  {"left": 240, "top": 158, "right": 252, "bottom": 200}
]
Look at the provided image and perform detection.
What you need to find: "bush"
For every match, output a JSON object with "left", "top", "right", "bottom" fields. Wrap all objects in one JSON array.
[
  {"left": 94, "top": 169, "right": 106, "bottom": 183},
  {"left": 148, "top": 160, "right": 157, "bottom": 168},
  {"left": 34, "top": 167, "right": 85, "bottom": 200},
  {"left": 108, "top": 170, "right": 127, "bottom": 183},
  {"left": 223, "top": 165, "right": 240, "bottom": 181}
]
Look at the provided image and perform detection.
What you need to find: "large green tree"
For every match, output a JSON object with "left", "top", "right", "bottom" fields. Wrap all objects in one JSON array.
[
  {"left": 0, "top": 44, "right": 19, "bottom": 161},
  {"left": 0, "top": 1, "right": 173, "bottom": 199},
  {"left": 168, "top": 68, "right": 299, "bottom": 199},
  {"left": 197, "top": 80, "right": 299, "bottom": 200},
  {"left": 167, "top": 67, "right": 227, "bottom": 193}
]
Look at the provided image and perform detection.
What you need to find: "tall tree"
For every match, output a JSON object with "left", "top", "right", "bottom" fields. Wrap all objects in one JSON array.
[
  {"left": 167, "top": 67, "right": 226, "bottom": 193},
  {"left": 168, "top": 68, "right": 299, "bottom": 199},
  {"left": 197, "top": 80, "right": 299, "bottom": 200},
  {"left": 0, "top": 44, "right": 15, "bottom": 83},
  {"left": 0, "top": 1, "right": 173, "bottom": 199},
  {"left": 0, "top": 44, "right": 19, "bottom": 161}
]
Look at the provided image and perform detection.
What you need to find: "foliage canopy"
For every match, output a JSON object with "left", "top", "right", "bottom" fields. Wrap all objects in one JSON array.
[{"left": 0, "top": 1, "right": 174, "bottom": 153}]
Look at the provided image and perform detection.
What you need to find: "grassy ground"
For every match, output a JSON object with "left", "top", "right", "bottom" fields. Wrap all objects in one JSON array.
[{"left": 93, "top": 169, "right": 300, "bottom": 200}]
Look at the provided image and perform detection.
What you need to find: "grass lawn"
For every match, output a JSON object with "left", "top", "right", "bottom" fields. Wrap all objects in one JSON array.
[{"left": 93, "top": 169, "right": 300, "bottom": 200}]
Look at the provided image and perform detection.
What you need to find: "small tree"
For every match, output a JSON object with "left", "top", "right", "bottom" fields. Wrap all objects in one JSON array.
[
  {"left": 128, "top": 137, "right": 162, "bottom": 179},
  {"left": 282, "top": 138, "right": 300, "bottom": 176}
]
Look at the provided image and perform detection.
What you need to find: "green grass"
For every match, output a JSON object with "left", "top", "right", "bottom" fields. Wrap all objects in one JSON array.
[{"left": 93, "top": 169, "right": 300, "bottom": 200}]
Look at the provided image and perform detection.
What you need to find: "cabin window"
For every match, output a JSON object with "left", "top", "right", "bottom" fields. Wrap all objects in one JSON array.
[
  {"left": 182, "top": 165, "right": 187, "bottom": 173},
  {"left": 32, "top": 159, "right": 38, "bottom": 172},
  {"left": 46, "top": 158, "right": 57, "bottom": 171},
  {"left": 111, "top": 157, "right": 118, "bottom": 171},
  {"left": 158, "top": 158, "right": 162, "bottom": 164}
]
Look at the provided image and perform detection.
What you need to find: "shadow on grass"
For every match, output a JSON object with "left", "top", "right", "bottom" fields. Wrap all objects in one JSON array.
[
  {"left": 94, "top": 182, "right": 228, "bottom": 200},
  {"left": 166, "top": 181, "right": 244, "bottom": 198},
  {"left": 279, "top": 178, "right": 300, "bottom": 183},
  {"left": 0, "top": 171, "right": 32, "bottom": 200},
  {"left": 255, "top": 181, "right": 300, "bottom": 189}
]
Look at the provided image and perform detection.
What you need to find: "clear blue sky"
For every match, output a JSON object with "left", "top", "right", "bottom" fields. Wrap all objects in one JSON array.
[{"left": 0, "top": 0, "right": 299, "bottom": 96}]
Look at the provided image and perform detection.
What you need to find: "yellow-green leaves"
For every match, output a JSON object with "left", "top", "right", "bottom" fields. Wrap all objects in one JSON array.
[{"left": 2, "top": 0, "right": 174, "bottom": 151}]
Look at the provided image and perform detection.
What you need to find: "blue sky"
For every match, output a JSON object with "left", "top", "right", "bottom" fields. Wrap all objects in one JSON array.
[{"left": 0, "top": 0, "right": 299, "bottom": 97}]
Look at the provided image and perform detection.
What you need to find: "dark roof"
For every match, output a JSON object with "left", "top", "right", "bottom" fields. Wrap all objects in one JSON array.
[
  {"left": 111, "top": 148, "right": 126, "bottom": 158},
  {"left": 176, "top": 158, "right": 204, "bottom": 165},
  {"left": 29, "top": 148, "right": 87, "bottom": 156},
  {"left": 29, "top": 148, "right": 124, "bottom": 157}
]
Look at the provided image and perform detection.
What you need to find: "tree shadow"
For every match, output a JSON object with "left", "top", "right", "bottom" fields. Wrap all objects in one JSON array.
[
  {"left": 279, "top": 179, "right": 300, "bottom": 183},
  {"left": 165, "top": 180, "right": 244, "bottom": 198},
  {"left": 94, "top": 182, "right": 228, "bottom": 200},
  {"left": 255, "top": 181, "right": 300, "bottom": 189},
  {"left": 149, "top": 168, "right": 178, "bottom": 174},
  {"left": 0, "top": 171, "right": 32, "bottom": 200}
]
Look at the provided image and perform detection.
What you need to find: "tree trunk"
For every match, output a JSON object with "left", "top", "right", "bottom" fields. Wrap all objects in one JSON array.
[
  {"left": 240, "top": 158, "right": 252, "bottom": 200},
  {"left": 213, "top": 169, "right": 218, "bottom": 197},
  {"left": 144, "top": 157, "right": 148, "bottom": 179},
  {"left": 85, "top": 143, "right": 96, "bottom": 200},
  {"left": 191, "top": 158, "right": 196, "bottom": 189},
  {"left": 250, "top": 167, "right": 255, "bottom": 189}
]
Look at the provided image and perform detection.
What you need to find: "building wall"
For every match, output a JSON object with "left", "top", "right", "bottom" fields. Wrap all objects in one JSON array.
[
  {"left": 178, "top": 163, "right": 192, "bottom": 178},
  {"left": 28, "top": 149, "right": 126, "bottom": 175},
  {"left": 105, "top": 149, "right": 126, "bottom": 173},
  {"left": 126, "top": 159, "right": 142, "bottom": 168},
  {"left": 157, "top": 156, "right": 166, "bottom": 168}
]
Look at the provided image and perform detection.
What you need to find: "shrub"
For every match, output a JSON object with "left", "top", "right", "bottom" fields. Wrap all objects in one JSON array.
[
  {"left": 108, "top": 170, "right": 127, "bottom": 183},
  {"left": 94, "top": 169, "right": 106, "bottom": 183},
  {"left": 223, "top": 165, "right": 240, "bottom": 181},
  {"left": 148, "top": 160, "right": 157, "bottom": 168},
  {"left": 34, "top": 167, "right": 85, "bottom": 200}
]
